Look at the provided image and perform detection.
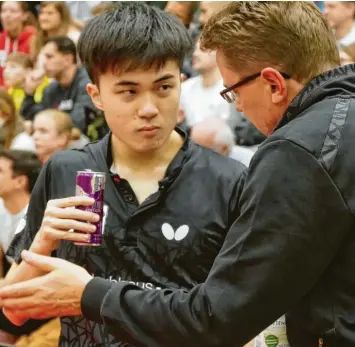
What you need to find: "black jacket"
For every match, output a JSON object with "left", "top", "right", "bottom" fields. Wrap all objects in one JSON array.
[
  {"left": 80, "top": 65, "right": 355, "bottom": 347},
  {"left": 7, "top": 128, "right": 246, "bottom": 347},
  {"left": 21, "top": 67, "right": 97, "bottom": 131}
]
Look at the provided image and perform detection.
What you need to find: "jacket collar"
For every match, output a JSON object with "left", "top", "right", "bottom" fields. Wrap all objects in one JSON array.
[
  {"left": 274, "top": 64, "right": 355, "bottom": 132},
  {"left": 89, "top": 127, "right": 191, "bottom": 180}
]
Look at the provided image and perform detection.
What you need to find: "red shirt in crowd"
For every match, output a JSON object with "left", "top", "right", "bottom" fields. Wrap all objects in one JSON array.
[{"left": 0, "top": 25, "right": 36, "bottom": 86}]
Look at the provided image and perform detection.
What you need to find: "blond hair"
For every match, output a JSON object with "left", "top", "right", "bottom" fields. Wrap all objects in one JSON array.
[
  {"left": 201, "top": 1, "right": 340, "bottom": 83},
  {"left": 35, "top": 109, "right": 81, "bottom": 141},
  {"left": 0, "top": 88, "right": 24, "bottom": 149}
]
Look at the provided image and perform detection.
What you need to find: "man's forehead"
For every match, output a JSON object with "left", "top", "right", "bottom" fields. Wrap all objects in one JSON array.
[
  {"left": 105, "top": 60, "right": 180, "bottom": 81},
  {"left": 216, "top": 51, "right": 240, "bottom": 87},
  {"left": 43, "top": 42, "right": 58, "bottom": 53}
]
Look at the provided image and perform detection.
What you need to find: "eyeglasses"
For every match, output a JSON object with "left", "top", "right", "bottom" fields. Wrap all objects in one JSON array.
[{"left": 220, "top": 72, "right": 292, "bottom": 103}]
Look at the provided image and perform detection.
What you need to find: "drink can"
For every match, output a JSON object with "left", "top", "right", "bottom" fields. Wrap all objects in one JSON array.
[
  {"left": 253, "top": 316, "right": 289, "bottom": 347},
  {"left": 75, "top": 170, "right": 106, "bottom": 246}
]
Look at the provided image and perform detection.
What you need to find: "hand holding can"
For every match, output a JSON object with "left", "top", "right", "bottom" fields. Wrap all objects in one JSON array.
[{"left": 30, "top": 196, "right": 100, "bottom": 255}]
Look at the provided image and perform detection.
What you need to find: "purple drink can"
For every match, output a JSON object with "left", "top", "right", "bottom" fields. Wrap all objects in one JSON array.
[{"left": 75, "top": 171, "right": 106, "bottom": 246}]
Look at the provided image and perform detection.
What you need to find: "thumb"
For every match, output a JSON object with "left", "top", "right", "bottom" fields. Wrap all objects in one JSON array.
[{"left": 21, "top": 250, "right": 66, "bottom": 272}]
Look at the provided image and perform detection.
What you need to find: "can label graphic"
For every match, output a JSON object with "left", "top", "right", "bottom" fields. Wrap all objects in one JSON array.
[
  {"left": 75, "top": 171, "right": 106, "bottom": 246},
  {"left": 254, "top": 316, "right": 289, "bottom": 347}
]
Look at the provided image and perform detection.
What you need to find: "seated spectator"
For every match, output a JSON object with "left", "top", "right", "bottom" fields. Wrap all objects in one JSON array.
[
  {"left": 0, "top": 149, "right": 47, "bottom": 346},
  {"left": 0, "top": 149, "right": 41, "bottom": 274},
  {"left": 0, "top": 148, "right": 57, "bottom": 347},
  {"left": 229, "top": 104, "right": 266, "bottom": 148},
  {"left": 21, "top": 36, "right": 97, "bottom": 131},
  {"left": 165, "top": 1, "right": 199, "bottom": 79},
  {"left": 191, "top": 117, "right": 254, "bottom": 167},
  {"left": 180, "top": 38, "right": 230, "bottom": 127},
  {"left": 3, "top": 52, "right": 49, "bottom": 113},
  {"left": 31, "top": 1, "right": 81, "bottom": 59},
  {"left": 165, "top": 1, "right": 197, "bottom": 28},
  {"left": 324, "top": 1, "right": 355, "bottom": 47},
  {"left": 340, "top": 43, "right": 355, "bottom": 65},
  {"left": 0, "top": 88, "right": 35, "bottom": 151},
  {"left": 66, "top": 1, "right": 101, "bottom": 23},
  {"left": 198, "top": 1, "right": 230, "bottom": 27},
  {"left": 0, "top": 1, "right": 36, "bottom": 86},
  {"left": 33, "top": 109, "right": 89, "bottom": 163}
]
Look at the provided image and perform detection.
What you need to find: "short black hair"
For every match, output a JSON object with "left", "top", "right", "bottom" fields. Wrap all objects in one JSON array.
[
  {"left": 78, "top": 2, "right": 192, "bottom": 83},
  {"left": 45, "top": 36, "right": 77, "bottom": 64},
  {"left": 0, "top": 149, "right": 42, "bottom": 193}
]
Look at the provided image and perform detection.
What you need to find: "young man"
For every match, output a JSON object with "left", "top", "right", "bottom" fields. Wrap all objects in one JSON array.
[
  {"left": 0, "top": 149, "right": 43, "bottom": 345},
  {"left": 2, "top": 2, "right": 355, "bottom": 347},
  {"left": 2, "top": 3, "right": 246, "bottom": 347},
  {"left": 20, "top": 36, "right": 97, "bottom": 132},
  {"left": 180, "top": 39, "right": 231, "bottom": 127},
  {"left": 0, "top": 149, "right": 41, "bottom": 273}
]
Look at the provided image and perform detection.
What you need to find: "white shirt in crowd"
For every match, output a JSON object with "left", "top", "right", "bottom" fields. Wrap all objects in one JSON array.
[
  {"left": 228, "top": 145, "right": 255, "bottom": 168},
  {"left": 0, "top": 199, "right": 28, "bottom": 262},
  {"left": 180, "top": 75, "right": 231, "bottom": 127},
  {"left": 338, "top": 23, "right": 355, "bottom": 47},
  {"left": 10, "top": 132, "right": 36, "bottom": 152}
]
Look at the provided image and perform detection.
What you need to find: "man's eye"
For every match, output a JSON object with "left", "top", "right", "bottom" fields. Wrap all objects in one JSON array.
[
  {"left": 159, "top": 85, "right": 172, "bottom": 92},
  {"left": 119, "top": 90, "right": 136, "bottom": 95}
]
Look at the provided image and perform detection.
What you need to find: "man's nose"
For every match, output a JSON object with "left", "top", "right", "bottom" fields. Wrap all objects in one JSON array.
[{"left": 137, "top": 96, "right": 159, "bottom": 119}]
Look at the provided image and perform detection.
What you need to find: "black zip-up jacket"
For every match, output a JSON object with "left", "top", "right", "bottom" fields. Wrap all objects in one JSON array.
[
  {"left": 80, "top": 65, "right": 355, "bottom": 347},
  {"left": 7, "top": 128, "right": 246, "bottom": 347}
]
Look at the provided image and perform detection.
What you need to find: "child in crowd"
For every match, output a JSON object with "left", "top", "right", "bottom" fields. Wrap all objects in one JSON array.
[{"left": 3, "top": 52, "right": 49, "bottom": 113}]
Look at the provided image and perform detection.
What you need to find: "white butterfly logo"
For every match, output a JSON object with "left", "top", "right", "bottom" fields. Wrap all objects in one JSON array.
[{"left": 161, "top": 223, "right": 189, "bottom": 241}]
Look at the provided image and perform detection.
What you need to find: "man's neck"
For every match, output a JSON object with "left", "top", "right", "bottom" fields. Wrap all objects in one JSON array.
[
  {"left": 111, "top": 130, "right": 184, "bottom": 175},
  {"left": 335, "top": 19, "right": 355, "bottom": 41},
  {"left": 58, "top": 65, "right": 77, "bottom": 87},
  {"left": 7, "top": 26, "right": 23, "bottom": 40},
  {"left": 201, "top": 68, "right": 221, "bottom": 88},
  {"left": 4, "top": 191, "right": 29, "bottom": 215}
]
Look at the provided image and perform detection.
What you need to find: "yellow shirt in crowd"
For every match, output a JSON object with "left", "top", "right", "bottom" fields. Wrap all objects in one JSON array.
[{"left": 8, "top": 76, "right": 50, "bottom": 113}]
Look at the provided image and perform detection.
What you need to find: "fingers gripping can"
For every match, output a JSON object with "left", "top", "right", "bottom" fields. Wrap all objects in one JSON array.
[{"left": 76, "top": 171, "right": 106, "bottom": 246}]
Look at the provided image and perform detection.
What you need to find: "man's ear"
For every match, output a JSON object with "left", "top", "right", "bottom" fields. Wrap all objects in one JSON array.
[
  {"left": 86, "top": 83, "right": 103, "bottom": 111},
  {"left": 220, "top": 144, "right": 229, "bottom": 156},
  {"left": 260, "top": 68, "right": 288, "bottom": 104},
  {"left": 180, "top": 73, "right": 187, "bottom": 82},
  {"left": 15, "top": 175, "right": 28, "bottom": 191}
]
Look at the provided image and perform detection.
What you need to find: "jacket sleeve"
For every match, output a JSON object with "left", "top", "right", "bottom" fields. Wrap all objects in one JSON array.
[
  {"left": 20, "top": 92, "right": 48, "bottom": 121},
  {"left": 81, "top": 139, "right": 352, "bottom": 347}
]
